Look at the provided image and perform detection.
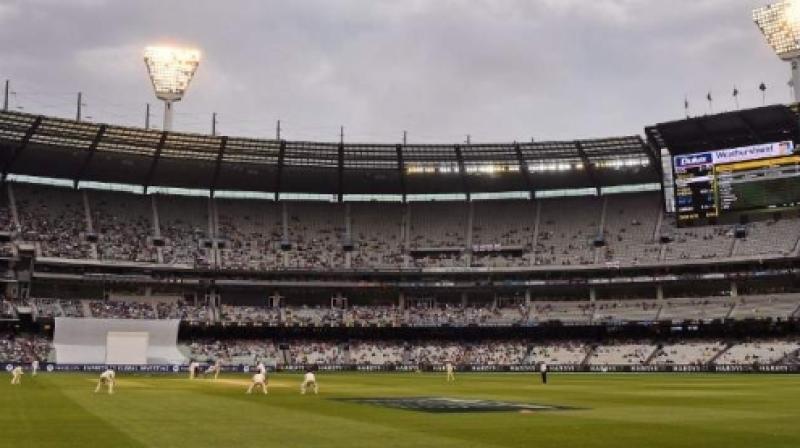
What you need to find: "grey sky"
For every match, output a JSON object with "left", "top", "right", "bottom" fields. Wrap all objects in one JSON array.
[{"left": 0, "top": 0, "right": 792, "bottom": 143}]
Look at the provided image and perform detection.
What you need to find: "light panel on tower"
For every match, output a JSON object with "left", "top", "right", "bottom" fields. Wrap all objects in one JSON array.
[
  {"left": 753, "top": 1, "right": 800, "bottom": 60},
  {"left": 143, "top": 46, "right": 201, "bottom": 131},
  {"left": 144, "top": 46, "right": 201, "bottom": 101}
]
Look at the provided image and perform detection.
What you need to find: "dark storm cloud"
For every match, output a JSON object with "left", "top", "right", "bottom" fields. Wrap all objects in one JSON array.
[{"left": 0, "top": 0, "right": 792, "bottom": 142}]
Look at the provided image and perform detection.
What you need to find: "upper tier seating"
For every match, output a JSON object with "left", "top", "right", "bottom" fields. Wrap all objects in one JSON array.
[
  {"left": 91, "top": 190, "right": 157, "bottom": 263},
  {"left": 15, "top": 184, "right": 92, "bottom": 259},
  {"left": 157, "top": 195, "right": 210, "bottom": 266},
  {"left": 0, "top": 184, "right": 797, "bottom": 270},
  {"left": 535, "top": 196, "right": 602, "bottom": 266}
]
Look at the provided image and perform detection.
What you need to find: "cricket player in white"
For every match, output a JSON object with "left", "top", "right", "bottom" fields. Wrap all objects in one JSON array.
[
  {"left": 188, "top": 361, "right": 200, "bottom": 380},
  {"left": 204, "top": 360, "right": 221, "bottom": 380},
  {"left": 300, "top": 370, "right": 318, "bottom": 395},
  {"left": 256, "top": 362, "right": 266, "bottom": 375},
  {"left": 31, "top": 360, "right": 39, "bottom": 376},
  {"left": 445, "top": 362, "right": 455, "bottom": 382},
  {"left": 95, "top": 369, "right": 115, "bottom": 394},
  {"left": 10, "top": 366, "right": 23, "bottom": 385},
  {"left": 247, "top": 371, "right": 268, "bottom": 395}
]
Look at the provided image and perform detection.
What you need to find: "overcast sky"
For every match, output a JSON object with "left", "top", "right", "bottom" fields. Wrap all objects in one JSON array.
[{"left": 0, "top": 0, "right": 793, "bottom": 143}]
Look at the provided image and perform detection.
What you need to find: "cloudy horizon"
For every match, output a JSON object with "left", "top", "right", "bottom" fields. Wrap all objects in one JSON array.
[{"left": 0, "top": 0, "right": 793, "bottom": 143}]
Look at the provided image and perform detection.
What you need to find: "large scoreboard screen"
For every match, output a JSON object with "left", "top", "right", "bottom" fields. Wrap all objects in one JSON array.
[{"left": 673, "top": 141, "right": 799, "bottom": 222}]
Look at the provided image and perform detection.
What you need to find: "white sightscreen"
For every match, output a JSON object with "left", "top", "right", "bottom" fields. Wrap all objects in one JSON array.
[
  {"left": 54, "top": 318, "right": 184, "bottom": 365},
  {"left": 106, "top": 332, "right": 148, "bottom": 365}
]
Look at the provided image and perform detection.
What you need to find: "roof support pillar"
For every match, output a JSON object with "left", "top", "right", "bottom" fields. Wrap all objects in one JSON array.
[
  {"left": 575, "top": 141, "right": 600, "bottom": 196},
  {"left": 396, "top": 144, "right": 407, "bottom": 203},
  {"left": 210, "top": 137, "right": 227, "bottom": 197},
  {"left": 337, "top": 140, "right": 344, "bottom": 203},
  {"left": 73, "top": 124, "right": 107, "bottom": 189},
  {"left": 2, "top": 116, "right": 42, "bottom": 181},
  {"left": 143, "top": 131, "right": 167, "bottom": 195},
  {"left": 275, "top": 140, "right": 285, "bottom": 201},
  {"left": 454, "top": 145, "right": 470, "bottom": 200},
  {"left": 513, "top": 142, "right": 535, "bottom": 199}
]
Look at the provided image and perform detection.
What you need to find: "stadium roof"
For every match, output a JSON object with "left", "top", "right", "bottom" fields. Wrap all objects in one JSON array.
[
  {"left": 0, "top": 111, "right": 660, "bottom": 197},
  {"left": 646, "top": 104, "right": 800, "bottom": 156}
]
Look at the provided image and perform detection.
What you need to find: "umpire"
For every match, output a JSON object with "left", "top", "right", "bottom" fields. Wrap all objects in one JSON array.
[{"left": 540, "top": 362, "right": 548, "bottom": 384}]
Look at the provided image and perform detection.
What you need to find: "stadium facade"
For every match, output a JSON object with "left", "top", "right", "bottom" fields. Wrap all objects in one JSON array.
[{"left": 1, "top": 103, "right": 799, "bottom": 371}]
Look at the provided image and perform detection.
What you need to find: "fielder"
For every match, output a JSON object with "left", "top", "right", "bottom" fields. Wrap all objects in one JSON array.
[
  {"left": 10, "top": 365, "right": 23, "bottom": 385},
  {"left": 445, "top": 362, "right": 455, "bottom": 382},
  {"left": 31, "top": 360, "right": 39, "bottom": 376},
  {"left": 246, "top": 371, "right": 268, "bottom": 395},
  {"left": 256, "top": 361, "right": 266, "bottom": 376},
  {"left": 95, "top": 369, "right": 115, "bottom": 394},
  {"left": 300, "top": 369, "right": 318, "bottom": 395},
  {"left": 204, "top": 360, "right": 222, "bottom": 380},
  {"left": 188, "top": 361, "right": 200, "bottom": 380}
]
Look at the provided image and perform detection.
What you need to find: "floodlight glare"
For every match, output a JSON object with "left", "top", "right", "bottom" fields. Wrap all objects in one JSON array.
[
  {"left": 143, "top": 46, "right": 201, "bottom": 131},
  {"left": 754, "top": 1, "right": 800, "bottom": 101}
]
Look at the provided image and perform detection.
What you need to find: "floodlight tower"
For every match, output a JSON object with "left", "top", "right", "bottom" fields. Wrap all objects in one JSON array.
[
  {"left": 143, "top": 46, "right": 201, "bottom": 131},
  {"left": 754, "top": 1, "right": 800, "bottom": 102}
]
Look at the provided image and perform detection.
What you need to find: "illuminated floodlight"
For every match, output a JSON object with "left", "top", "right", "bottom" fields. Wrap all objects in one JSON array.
[
  {"left": 754, "top": 1, "right": 800, "bottom": 101},
  {"left": 143, "top": 46, "right": 201, "bottom": 131}
]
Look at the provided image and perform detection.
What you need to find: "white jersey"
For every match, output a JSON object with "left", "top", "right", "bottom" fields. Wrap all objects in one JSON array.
[
  {"left": 252, "top": 373, "right": 266, "bottom": 384},
  {"left": 256, "top": 363, "right": 266, "bottom": 375},
  {"left": 100, "top": 370, "right": 115, "bottom": 380},
  {"left": 300, "top": 371, "right": 318, "bottom": 394},
  {"left": 12, "top": 367, "right": 23, "bottom": 376},
  {"left": 189, "top": 362, "right": 199, "bottom": 371},
  {"left": 540, "top": 363, "right": 547, "bottom": 373},
  {"left": 446, "top": 363, "right": 453, "bottom": 373}
]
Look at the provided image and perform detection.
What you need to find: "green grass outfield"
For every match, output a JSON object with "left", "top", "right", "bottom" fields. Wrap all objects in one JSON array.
[{"left": 2, "top": 372, "right": 799, "bottom": 448}]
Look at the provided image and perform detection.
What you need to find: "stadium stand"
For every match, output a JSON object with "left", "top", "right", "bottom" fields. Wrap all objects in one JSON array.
[
  {"left": 661, "top": 217, "right": 736, "bottom": 261},
  {"left": 285, "top": 202, "right": 346, "bottom": 269},
  {"left": 602, "top": 192, "right": 662, "bottom": 264},
  {"left": 219, "top": 305, "right": 282, "bottom": 325},
  {"left": 16, "top": 293, "right": 800, "bottom": 328},
  {"left": 715, "top": 340, "right": 800, "bottom": 365},
  {"left": 734, "top": 212, "right": 800, "bottom": 257},
  {"left": 216, "top": 199, "right": 282, "bottom": 270},
  {"left": 651, "top": 341, "right": 727, "bottom": 366},
  {"left": 3, "top": 326, "right": 800, "bottom": 367},
  {"left": 592, "top": 300, "right": 661, "bottom": 323},
  {"left": 349, "top": 341, "right": 405, "bottom": 365},
  {"left": 471, "top": 200, "right": 536, "bottom": 267},
  {"left": 289, "top": 341, "right": 344, "bottom": 365},
  {"left": 0, "top": 333, "right": 51, "bottom": 363},
  {"left": 535, "top": 196, "right": 602, "bottom": 266},
  {"left": 15, "top": 183, "right": 93, "bottom": 259},
  {"left": 183, "top": 339, "right": 282, "bottom": 365},
  {"left": 659, "top": 297, "right": 735, "bottom": 322},
  {"left": 0, "top": 107, "right": 799, "bottom": 374},
  {"left": 589, "top": 343, "right": 655, "bottom": 365},
  {"left": 89, "top": 300, "right": 158, "bottom": 319},
  {"left": 90, "top": 190, "right": 158, "bottom": 263},
  {"left": 0, "top": 181, "right": 795, "bottom": 270},
  {"left": 729, "top": 294, "right": 800, "bottom": 320},
  {"left": 350, "top": 203, "right": 405, "bottom": 268},
  {"left": 533, "top": 301, "right": 593, "bottom": 325},
  {"left": 0, "top": 299, "right": 17, "bottom": 320},
  {"left": 157, "top": 195, "right": 210, "bottom": 266},
  {"left": 32, "top": 298, "right": 85, "bottom": 318},
  {"left": 527, "top": 342, "right": 588, "bottom": 365}
]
